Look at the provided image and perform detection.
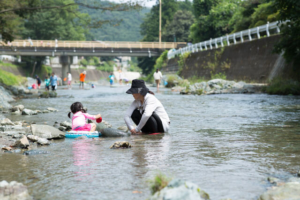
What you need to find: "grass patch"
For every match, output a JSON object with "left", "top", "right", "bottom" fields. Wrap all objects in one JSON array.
[
  {"left": 0, "top": 61, "right": 18, "bottom": 68},
  {"left": 265, "top": 78, "right": 300, "bottom": 95},
  {"left": 188, "top": 75, "right": 207, "bottom": 84},
  {"left": 210, "top": 72, "right": 226, "bottom": 80},
  {"left": 0, "top": 69, "right": 27, "bottom": 86},
  {"left": 148, "top": 173, "right": 172, "bottom": 195}
]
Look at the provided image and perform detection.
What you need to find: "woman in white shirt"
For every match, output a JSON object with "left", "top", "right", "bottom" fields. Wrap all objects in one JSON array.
[{"left": 124, "top": 79, "right": 170, "bottom": 134}]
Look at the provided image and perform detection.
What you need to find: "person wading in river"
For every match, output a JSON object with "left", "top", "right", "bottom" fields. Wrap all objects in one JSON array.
[{"left": 124, "top": 79, "right": 170, "bottom": 134}]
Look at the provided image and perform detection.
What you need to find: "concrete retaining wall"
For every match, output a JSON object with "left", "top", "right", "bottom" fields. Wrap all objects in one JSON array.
[
  {"left": 51, "top": 68, "right": 110, "bottom": 82},
  {"left": 163, "top": 35, "right": 290, "bottom": 82}
]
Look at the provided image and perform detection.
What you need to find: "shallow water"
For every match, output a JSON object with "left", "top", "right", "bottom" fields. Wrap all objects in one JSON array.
[{"left": 1, "top": 85, "right": 300, "bottom": 200}]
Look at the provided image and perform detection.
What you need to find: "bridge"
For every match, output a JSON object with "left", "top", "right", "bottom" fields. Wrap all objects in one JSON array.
[
  {"left": 0, "top": 40, "right": 185, "bottom": 57},
  {"left": 0, "top": 40, "right": 185, "bottom": 85}
]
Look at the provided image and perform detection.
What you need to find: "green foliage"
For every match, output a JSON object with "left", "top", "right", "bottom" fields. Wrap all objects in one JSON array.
[
  {"left": 265, "top": 78, "right": 300, "bottom": 95},
  {"left": 178, "top": 52, "right": 191, "bottom": 68},
  {"left": 96, "top": 61, "right": 114, "bottom": 72},
  {"left": 162, "top": 10, "right": 195, "bottom": 42},
  {"left": 166, "top": 75, "right": 179, "bottom": 88},
  {"left": 148, "top": 173, "right": 172, "bottom": 195},
  {"left": 210, "top": 72, "right": 227, "bottom": 80},
  {"left": 0, "top": 69, "right": 27, "bottom": 86},
  {"left": 80, "top": 59, "right": 89, "bottom": 67},
  {"left": 188, "top": 75, "right": 207, "bottom": 84},
  {"left": 273, "top": 0, "right": 300, "bottom": 72},
  {"left": 128, "top": 61, "right": 142, "bottom": 72},
  {"left": 249, "top": 2, "right": 278, "bottom": 28},
  {"left": 154, "top": 50, "right": 169, "bottom": 70},
  {"left": 81, "top": 4, "right": 150, "bottom": 41}
]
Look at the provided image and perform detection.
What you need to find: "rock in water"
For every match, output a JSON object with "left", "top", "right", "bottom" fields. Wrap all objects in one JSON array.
[
  {"left": 96, "top": 123, "right": 108, "bottom": 132},
  {"left": 259, "top": 177, "right": 300, "bottom": 200},
  {"left": 31, "top": 124, "right": 65, "bottom": 139},
  {"left": 101, "top": 128, "right": 131, "bottom": 137},
  {"left": 13, "top": 136, "right": 30, "bottom": 148},
  {"left": 23, "top": 150, "right": 49, "bottom": 155},
  {"left": 60, "top": 121, "right": 72, "bottom": 130},
  {"left": 110, "top": 141, "right": 131, "bottom": 149},
  {"left": 37, "top": 138, "right": 50, "bottom": 145},
  {"left": 149, "top": 179, "right": 210, "bottom": 200},
  {"left": 27, "top": 135, "right": 39, "bottom": 142},
  {"left": 0, "top": 118, "right": 14, "bottom": 125},
  {"left": 47, "top": 107, "right": 58, "bottom": 112},
  {"left": 22, "top": 109, "right": 37, "bottom": 115},
  {"left": 0, "top": 180, "right": 32, "bottom": 200},
  {"left": 117, "top": 126, "right": 128, "bottom": 132}
]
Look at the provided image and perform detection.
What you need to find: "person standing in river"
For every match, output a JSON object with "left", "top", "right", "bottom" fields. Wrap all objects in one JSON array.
[
  {"left": 124, "top": 79, "right": 170, "bottom": 134},
  {"left": 153, "top": 69, "right": 163, "bottom": 91},
  {"left": 50, "top": 72, "right": 58, "bottom": 91},
  {"left": 68, "top": 72, "right": 72, "bottom": 89},
  {"left": 79, "top": 71, "right": 86, "bottom": 89},
  {"left": 35, "top": 75, "right": 41, "bottom": 89}
]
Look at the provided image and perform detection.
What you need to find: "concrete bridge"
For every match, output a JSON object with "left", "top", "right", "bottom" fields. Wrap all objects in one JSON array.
[
  {"left": 0, "top": 40, "right": 185, "bottom": 57},
  {"left": 0, "top": 40, "right": 185, "bottom": 85}
]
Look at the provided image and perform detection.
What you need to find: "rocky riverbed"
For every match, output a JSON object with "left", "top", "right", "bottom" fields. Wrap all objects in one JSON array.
[{"left": 177, "top": 79, "right": 265, "bottom": 95}]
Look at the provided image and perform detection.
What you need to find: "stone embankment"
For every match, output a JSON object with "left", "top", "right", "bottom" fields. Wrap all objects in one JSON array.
[{"left": 178, "top": 79, "right": 265, "bottom": 95}]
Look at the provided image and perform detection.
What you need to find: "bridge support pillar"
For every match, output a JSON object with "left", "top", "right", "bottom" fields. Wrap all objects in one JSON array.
[{"left": 59, "top": 56, "right": 72, "bottom": 85}]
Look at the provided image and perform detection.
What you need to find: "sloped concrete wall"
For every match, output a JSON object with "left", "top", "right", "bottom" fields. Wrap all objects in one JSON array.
[{"left": 163, "top": 35, "right": 289, "bottom": 82}]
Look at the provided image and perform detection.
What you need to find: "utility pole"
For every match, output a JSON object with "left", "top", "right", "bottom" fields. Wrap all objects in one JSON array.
[{"left": 159, "top": 0, "right": 162, "bottom": 44}]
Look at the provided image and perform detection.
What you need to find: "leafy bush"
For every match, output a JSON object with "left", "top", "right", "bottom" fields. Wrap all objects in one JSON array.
[
  {"left": 148, "top": 173, "right": 172, "bottom": 195},
  {"left": 0, "top": 69, "right": 27, "bottom": 86},
  {"left": 210, "top": 72, "right": 226, "bottom": 80},
  {"left": 166, "top": 75, "right": 179, "bottom": 88},
  {"left": 154, "top": 50, "right": 169, "bottom": 70},
  {"left": 80, "top": 59, "right": 88, "bottom": 67},
  {"left": 266, "top": 78, "right": 300, "bottom": 95},
  {"left": 96, "top": 61, "right": 114, "bottom": 72},
  {"left": 188, "top": 75, "right": 207, "bottom": 84}
]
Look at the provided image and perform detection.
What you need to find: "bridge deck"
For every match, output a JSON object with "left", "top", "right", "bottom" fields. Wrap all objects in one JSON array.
[{"left": 3, "top": 40, "right": 186, "bottom": 49}]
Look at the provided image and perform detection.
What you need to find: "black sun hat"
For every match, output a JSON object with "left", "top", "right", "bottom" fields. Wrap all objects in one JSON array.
[{"left": 126, "top": 79, "right": 149, "bottom": 96}]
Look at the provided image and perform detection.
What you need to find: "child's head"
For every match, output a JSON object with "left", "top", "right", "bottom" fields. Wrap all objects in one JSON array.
[{"left": 68, "top": 102, "right": 86, "bottom": 118}]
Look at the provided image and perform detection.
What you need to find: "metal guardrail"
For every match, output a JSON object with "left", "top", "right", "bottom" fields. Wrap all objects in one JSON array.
[
  {"left": 168, "top": 21, "right": 285, "bottom": 59},
  {"left": 1, "top": 40, "right": 185, "bottom": 50}
]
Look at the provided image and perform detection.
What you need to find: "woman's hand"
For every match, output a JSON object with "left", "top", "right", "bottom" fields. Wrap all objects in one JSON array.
[
  {"left": 95, "top": 114, "right": 102, "bottom": 119},
  {"left": 130, "top": 129, "right": 142, "bottom": 134}
]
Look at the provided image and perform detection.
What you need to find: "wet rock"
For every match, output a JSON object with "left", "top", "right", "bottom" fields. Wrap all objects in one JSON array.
[
  {"left": 42, "top": 110, "right": 50, "bottom": 113},
  {"left": 1, "top": 146, "right": 12, "bottom": 151},
  {"left": 75, "top": 136, "right": 88, "bottom": 140},
  {"left": 268, "top": 177, "right": 281, "bottom": 184},
  {"left": 13, "top": 136, "right": 29, "bottom": 148},
  {"left": 259, "top": 179, "right": 300, "bottom": 200},
  {"left": 0, "top": 180, "right": 31, "bottom": 200},
  {"left": 11, "top": 109, "right": 22, "bottom": 115},
  {"left": 102, "top": 120, "right": 112, "bottom": 128},
  {"left": 37, "top": 138, "right": 50, "bottom": 145},
  {"left": 60, "top": 121, "right": 72, "bottom": 131},
  {"left": 101, "top": 128, "right": 131, "bottom": 137},
  {"left": 31, "top": 124, "right": 65, "bottom": 139},
  {"left": 0, "top": 118, "right": 14, "bottom": 126},
  {"left": 58, "top": 126, "right": 66, "bottom": 131},
  {"left": 27, "top": 135, "right": 39, "bottom": 142},
  {"left": 47, "top": 107, "right": 58, "bottom": 112},
  {"left": 96, "top": 123, "right": 108, "bottom": 132},
  {"left": 0, "top": 126, "right": 4, "bottom": 132},
  {"left": 297, "top": 170, "right": 300, "bottom": 177},
  {"left": 22, "top": 109, "right": 37, "bottom": 115},
  {"left": 49, "top": 91, "right": 57, "bottom": 98},
  {"left": 110, "top": 141, "right": 131, "bottom": 149},
  {"left": 13, "top": 134, "right": 22, "bottom": 139},
  {"left": 23, "top": 150, "right": 49, "bottom": 155},
  {"left": 11, "top": 105, "right": 25, "bottom": 112},
  {"left": 149, "top": 179, "right": 210, "bottom": 200},
  {"left": 117, "top": 126, "right": 128, "bottom": 132}
]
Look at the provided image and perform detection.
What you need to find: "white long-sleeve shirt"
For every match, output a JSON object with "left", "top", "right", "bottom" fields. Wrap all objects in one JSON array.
[
  {"left": 153, "top": 71, "right": 162, "bottom": 80},
  {"left": 124, "top": 93, "right": 170, "bottom": 133}
]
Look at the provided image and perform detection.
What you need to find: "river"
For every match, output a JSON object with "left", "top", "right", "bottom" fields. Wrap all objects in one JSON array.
[{"left": 1, "top": 85, "right": 300, "bottom": 200}]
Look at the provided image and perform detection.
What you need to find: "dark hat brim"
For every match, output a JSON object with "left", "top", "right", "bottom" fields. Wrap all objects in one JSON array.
[{"left": 126, "top": 87, "right": 149, "bottom": 96}]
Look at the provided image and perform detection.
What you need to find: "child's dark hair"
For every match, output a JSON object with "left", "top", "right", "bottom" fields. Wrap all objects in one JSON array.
[{"left": 68, "top": 102, "right": 86, "bottom": 118}]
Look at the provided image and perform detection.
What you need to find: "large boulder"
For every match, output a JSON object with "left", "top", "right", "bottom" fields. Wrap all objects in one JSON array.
[
  {"left": 0, "top": 180, "right": 31, "bottom": 200},
  {"left": 12, "top": 105, "right": 25, "bottom": 112},
  {"left": 31, "top": 124, "right": 65, "bottom": 139},
  {"left": 101, "top": 128, "right": 131, "bottom": 137},
  {"left": 149, "top": 179, "right": 210, "bottom": 200},
  {"left": 60, "top": 121, "right": 72, "bottom": 131},
  {"left": 259, "top": 177, "right": 300, "bottom": 200}
]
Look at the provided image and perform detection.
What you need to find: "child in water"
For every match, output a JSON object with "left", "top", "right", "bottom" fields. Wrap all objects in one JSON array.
[{"left": 68, "top": 102, "right": 102, "bottom": 132}]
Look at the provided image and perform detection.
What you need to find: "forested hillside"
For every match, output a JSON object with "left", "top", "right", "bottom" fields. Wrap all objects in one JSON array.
[{"left": 80, "top": 5, "right": 150, "bottom": 41}]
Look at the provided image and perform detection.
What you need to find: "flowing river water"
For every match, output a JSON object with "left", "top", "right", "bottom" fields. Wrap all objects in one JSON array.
[{"left": 1, "top": 85, "right": 300, "bottom": 200}]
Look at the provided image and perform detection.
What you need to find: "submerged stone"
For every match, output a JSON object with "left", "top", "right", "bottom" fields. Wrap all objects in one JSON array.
[
  {"left": 101, "top": 128, "right": 131, "bottom": 137},
  {"left": 149, "top": 179, "right": 210, "bottom": 200},
  {"left": 110, "top": 141, "right": 131, "bottom": 149},
  {"left": 23, "top": 150, "right": 49, "bottom": 155}
]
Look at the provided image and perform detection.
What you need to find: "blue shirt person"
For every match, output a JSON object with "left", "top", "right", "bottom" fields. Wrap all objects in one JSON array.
[{"left": 50, "top": 72, "right": 58, "bottom": 91}]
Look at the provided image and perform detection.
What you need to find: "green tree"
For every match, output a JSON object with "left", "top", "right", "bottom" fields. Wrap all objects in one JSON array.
[
  {"left": 163, "top": 10, "right": 195, "bottom": 42},
  {"left": 273, "top": 0, "right": 300, "bottom": 74}
]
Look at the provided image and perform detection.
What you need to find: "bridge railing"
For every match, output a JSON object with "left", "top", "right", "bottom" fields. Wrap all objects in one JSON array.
[
  {"left": 168, "top": 21, "right": 286, "bottom": 59},
  {"left": 2, "top": 40, "right": 185, "bottom": 49}
]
